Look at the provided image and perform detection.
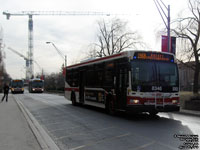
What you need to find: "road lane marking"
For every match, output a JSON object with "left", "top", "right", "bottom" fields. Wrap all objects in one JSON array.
[
  {"left": 70, "top": 145, "right": 86, "bottom": 150},
  {"left": 56, "top": 126, "right": 115, "bottom": 140},
  {"left": 130, "top": 141, "right": 156, "bottom": 150},
  {"left": 69, "top": 132, "right": 130, "bottom": 150},
  {"left": 49, "top": 125, "right": 82, "bottom": 133}
]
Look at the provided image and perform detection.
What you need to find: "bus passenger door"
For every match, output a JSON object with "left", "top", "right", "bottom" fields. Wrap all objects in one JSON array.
[
  {"left": 116, "top": 65, "right": 128, "bottom": 109},
  {"left": 79, "top": 70, "right": 85, "bottom": 104}
]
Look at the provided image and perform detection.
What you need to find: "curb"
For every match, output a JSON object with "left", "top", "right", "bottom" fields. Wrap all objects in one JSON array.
[
  {"left": 175, "top": 108, "right": 200, "bottom": 117},
  {"left": 13, "top": 95, "right": 60, "bottom": 150}
]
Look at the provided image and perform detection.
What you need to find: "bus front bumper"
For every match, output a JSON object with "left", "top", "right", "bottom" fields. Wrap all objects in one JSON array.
[
  {"left": 11, "top": 88, "right": 24, "bottom": 93},
  {"left": 126, "top": 105, "right": 180, "bottom": 113}
]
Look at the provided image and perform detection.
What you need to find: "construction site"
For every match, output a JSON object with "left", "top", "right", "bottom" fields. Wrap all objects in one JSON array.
[{"left": 1, "top": 11, "right": 110, "bottom": 83}]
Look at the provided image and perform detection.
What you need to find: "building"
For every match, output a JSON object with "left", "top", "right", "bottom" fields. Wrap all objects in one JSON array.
[{"left": 178, "top": 61, "right": 200, "bottom": 91}]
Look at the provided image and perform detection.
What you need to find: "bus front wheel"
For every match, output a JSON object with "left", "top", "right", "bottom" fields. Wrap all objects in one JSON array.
[{"left": 149, "top": 111, "right": 158, "bottom": 116}]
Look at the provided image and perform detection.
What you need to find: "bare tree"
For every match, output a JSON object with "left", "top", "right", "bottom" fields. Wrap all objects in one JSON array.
[
  {"left": 92, "top": 18, "right": 143, "bottom": 57},
  {"left": 44, "top": 65, "right": 65, "bottom": 92},
  {"left": 172, "top": 0, "right": 200, "bottom": 94}
]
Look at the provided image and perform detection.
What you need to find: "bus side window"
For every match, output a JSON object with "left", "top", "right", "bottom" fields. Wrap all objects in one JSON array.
[
  {"left": 95, "top": 63, "right": 104, "bottom": 87},
  {"left": 73, "top": 71, "right": 79, "bottom": 87},
  {"left": 66, "top": 69, "right": 73, "bottom": 86},
  {"left": 86, "top": 69, "right": 95, "bottom": 87},
  {"left": 105, "top": 69, "right": 113, "bottom": 87},
  {"left": 96, "top": 71, "right": 103, "bottom": 87},
  {"left": 66, "top": 69, "right": 69, "bottom": 82}
]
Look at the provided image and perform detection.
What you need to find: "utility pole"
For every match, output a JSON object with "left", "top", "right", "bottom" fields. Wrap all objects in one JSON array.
[
  {"left": 153, "top": 0, "right": 171, "bottom": 52},
  {"left": 167, "top": 5, "right": 170, "bottom": 53},
  {"left": 28, "top": 15, "right": 34, "bottom": 79}
]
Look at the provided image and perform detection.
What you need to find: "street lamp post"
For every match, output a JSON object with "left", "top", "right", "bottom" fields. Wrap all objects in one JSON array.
[
  {"left": 154, "top": 0, "right": 171, "bottom": 53},
  {"left": 46, "top": 42, "right": 67, "bottom": 67},
  {"left": 167, "top": 5, "right": 170, "bottom": 53}
]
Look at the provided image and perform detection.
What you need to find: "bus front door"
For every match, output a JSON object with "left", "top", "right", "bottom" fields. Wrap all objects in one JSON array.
[
  {"left": 116, "top": 66, "right": 128, "bottom": 110},
  {"left": 79, "top": 71, "right": 85, "bottom": 104}
]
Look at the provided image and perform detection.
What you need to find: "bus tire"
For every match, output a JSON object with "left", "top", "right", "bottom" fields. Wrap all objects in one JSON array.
[
  {"left": 106, "top": 95, "right": 116, "bottom": 115},
  {"left": 71, "top": 92, "right": 77, "bottom": 106}
]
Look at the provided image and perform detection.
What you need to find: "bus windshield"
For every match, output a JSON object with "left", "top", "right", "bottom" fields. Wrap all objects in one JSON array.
[
  {"left": 11, "top": 81, "right": 24, "bottom": 88},
  {"left": 32, "top": 81, "right": 43, "bottom": 88},
  {"left": 157, "top": 62, "right": 178, "bottom": 86},
  {"left": 131, "top": 61, "right": 179, "bottom": 92}
]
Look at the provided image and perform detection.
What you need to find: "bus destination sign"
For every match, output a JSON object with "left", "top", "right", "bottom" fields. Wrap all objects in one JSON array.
[
  {"left": 13, "top": 80, "right": 21, "bottom": 82},
  {"left": 133, "top": 52, "right": 174, "bottom": 62}
]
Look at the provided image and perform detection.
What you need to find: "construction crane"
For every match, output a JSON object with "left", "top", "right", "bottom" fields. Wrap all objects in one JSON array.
[
  {"left": 8, "top": 47, "right": 29, "bottom": 79},
  {"left": 3, "top": 11, "right": 111, "bottom": 80},
  {"left": 7, "top": 47, "right": 43, "bottom": 78}
]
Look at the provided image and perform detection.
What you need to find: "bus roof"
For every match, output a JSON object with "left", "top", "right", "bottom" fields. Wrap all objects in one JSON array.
[{"left": 66, "top": 50, "right": 175, "bottom": 69}]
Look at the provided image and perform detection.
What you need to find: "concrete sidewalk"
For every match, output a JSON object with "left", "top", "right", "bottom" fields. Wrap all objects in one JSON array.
[
  {"left": 179, "top": 108, "right": 200, "bottom": 117},
  {"left": 0, "top": 94, "right": 41, "bottom": 150}
]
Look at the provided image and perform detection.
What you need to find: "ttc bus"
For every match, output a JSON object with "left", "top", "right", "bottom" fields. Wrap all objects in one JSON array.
[
  {"left": 64, "top": 51, "right": 180, "bottom": 115},
  {"left": 10, "top": 79, "right": 24, "bottom": 94},
  {"left": 29, "top": 78, "right": 44, "bottom": 93}
]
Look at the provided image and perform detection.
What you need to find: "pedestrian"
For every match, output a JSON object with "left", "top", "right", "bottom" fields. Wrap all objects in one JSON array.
[{"left": 1, "top": 83, "right": 9, "bottom": 102}]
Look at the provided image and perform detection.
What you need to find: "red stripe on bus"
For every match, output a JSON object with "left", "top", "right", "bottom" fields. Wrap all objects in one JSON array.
[
  {"left": 67, "top": 53, "right": 123, "bottom": 69},
  {"left": 65, "top": 88, "right": 79, "bottom": 92}
]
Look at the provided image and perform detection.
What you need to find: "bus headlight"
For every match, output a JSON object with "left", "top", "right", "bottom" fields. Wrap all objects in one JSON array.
[
  {"left": 11, "top": 88, "right": 14, "bottom": 91},
  {"left": 32, "top": 88, "right": 35, "bottom": 91},
  {"left": 172, "top": 100, "right": 178, "bottom": 104},
  {"left": 22, "top": 88, "right": 24, "bottom": 91},
  {"left": 129, "top": 99, "right": 140, "bottom": 104}
]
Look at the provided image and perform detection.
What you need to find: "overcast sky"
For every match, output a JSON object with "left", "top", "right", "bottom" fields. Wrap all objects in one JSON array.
[{"left": 0, "top": 0, "right": 188, "bottom": 79}]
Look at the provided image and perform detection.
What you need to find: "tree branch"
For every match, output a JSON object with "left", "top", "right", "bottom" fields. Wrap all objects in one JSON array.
[{"left": 189, "top": 0, "right": 199, "bottom": 20}]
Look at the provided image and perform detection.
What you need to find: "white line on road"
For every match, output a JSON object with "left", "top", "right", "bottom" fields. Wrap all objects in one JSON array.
[
  {"left": 69, "top": 133, "right": 131, "bottom": 150},
  {"left": 130, "top": 141, "right": 156, "bottom": 150},
  {"left": 56, "top": 126, "right": 115, "bottom": 140}
]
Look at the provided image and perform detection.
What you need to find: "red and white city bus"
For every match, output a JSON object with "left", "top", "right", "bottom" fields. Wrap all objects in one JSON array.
[{"left": 64, "top": 51, "right": 180, "bottom": 115}]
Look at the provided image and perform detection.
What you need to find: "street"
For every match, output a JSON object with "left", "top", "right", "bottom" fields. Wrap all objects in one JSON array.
[{"left": 13, "top": 91, "right": 200, "bottom": 150}]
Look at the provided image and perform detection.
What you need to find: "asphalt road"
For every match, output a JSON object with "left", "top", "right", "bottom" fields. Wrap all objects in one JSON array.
[{"left": 13, "top": 92, "right": 200, "bottom": 150}]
